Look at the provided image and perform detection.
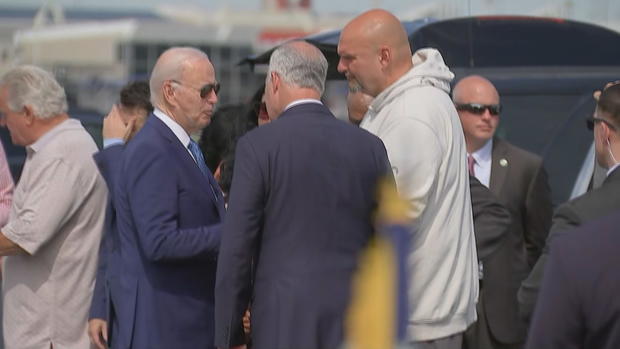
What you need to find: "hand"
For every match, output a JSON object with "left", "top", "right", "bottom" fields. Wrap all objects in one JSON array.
[
  {"left": 88, "top": 318, "right": 108, "bottom": 349},
  {"left": 102, "top": 104, "right": 128, "bottom": 140},
  {"left": 242, "top": 309, "right": 251, "bottom": 335}
]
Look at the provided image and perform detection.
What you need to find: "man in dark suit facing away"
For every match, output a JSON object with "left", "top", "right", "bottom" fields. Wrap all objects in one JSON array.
[
  {"left": 112, "top": 47, "right": 225, "bottom": 349},
  {"left": 520, "top": 82, "right": 620, "bottom": 325},
  {"left": 526, "top": 210, "right": 620, "bottom": 349},
  {"left": 214, "top": 41, "right": 391, "bottom": 349},
  {"left": 453, "top": 75, "right": 553, "bottom": 349}
]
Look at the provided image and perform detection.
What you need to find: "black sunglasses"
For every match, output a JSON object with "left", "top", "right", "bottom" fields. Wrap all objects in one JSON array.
[
  {"left": 586, "top": 115, "right": 617, "bottom": 131},
  {"left": 171, "top": 80, "right": 220, "bottom": 99},
  {"left": 455, "top": 103, "right": 502, "bottom": 116}
]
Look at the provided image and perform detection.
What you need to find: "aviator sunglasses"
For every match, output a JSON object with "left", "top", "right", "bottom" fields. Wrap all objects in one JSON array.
[
  {"left": 171, "top": 80, "right": 221, "bottom": 99},
  {"left": 455, "top": 103, "right": 502, "bottom": 116}
]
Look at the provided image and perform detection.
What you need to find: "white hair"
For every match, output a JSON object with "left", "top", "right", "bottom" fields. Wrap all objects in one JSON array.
[
  {"left": 1, "top": 65, "right": 68, "bottom": 119},
  {"left": 267, "top": 42, "right": 328, "bottom": 95},
  {"left": 149, "top": 47, "right": 209, "bottom": 107}
]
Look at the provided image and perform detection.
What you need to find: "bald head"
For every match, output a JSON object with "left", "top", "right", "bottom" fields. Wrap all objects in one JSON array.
[
  {"left": 453, "top": 75, "right": 501, "bottom": 153},
  {"left": 337, "top": 9, "right": 413, "bottom": 97},
  {"left": 452, "top": 75, "right": 500, "bottom": 105},
  {"left": 344, "top": 9, "right": 410, "bottom": 55},
  {"left": 149, "top": 47, "right": 210, "bottom": 108}
]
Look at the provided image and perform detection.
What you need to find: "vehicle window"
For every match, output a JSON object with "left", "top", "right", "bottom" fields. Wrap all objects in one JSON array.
[{"left": 498, "top": 93, "right": 594, "bottom": 206}]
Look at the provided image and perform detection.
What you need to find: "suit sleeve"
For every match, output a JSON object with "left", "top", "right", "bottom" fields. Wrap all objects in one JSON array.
[
  {"left": 215, "top": 136, "right": 264, "bottom": 348},
  {"left": 523, "top": 161, "right": 553, "bottom": 267},
  {"left": 89, "top": 219, "right": 111, "bottom": 320},
  {"left": 89, "top": 146, "right": 123, "bottom": 320},
  {"left": 470, "top": 176, "right": 511, "bottom": 262},
  {"left": 518, "top": 202, "right": 580, "bottom": 322},
  {"left": 127, "top": 142, "right": 221, "bottom": 262},
  {"left": 525, "top": 236, "right": 582, "bottom": 349},
  {"left": 93, "top": 145, "right": 123, "bottom": 190}
]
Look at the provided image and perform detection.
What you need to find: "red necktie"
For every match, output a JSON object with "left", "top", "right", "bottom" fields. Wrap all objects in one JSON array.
[{"left": 467, "top": 155, "right": 476, "bottom": 177}]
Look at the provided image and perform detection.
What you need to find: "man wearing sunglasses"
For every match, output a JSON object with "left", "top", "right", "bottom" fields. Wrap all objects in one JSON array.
[
  {"left": 524, "top": 83, "right": 620, "bottom": 349},
  {"left": 453, "top": 75, "right": 553, "bottom": 349},
  {"left": 112, "top": 47, "right": 225, "bottom": 349}
]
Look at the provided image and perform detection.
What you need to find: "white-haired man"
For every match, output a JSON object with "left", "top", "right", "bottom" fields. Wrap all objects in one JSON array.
[
  {"left": 214, "top": 41, "right": 391, "bottom": 349},
  {"left": 0, "top": 65, "right": 107, "bottom": 349},
  {"left": 112, "top": 47, "right": 225, "bottom": 349}
]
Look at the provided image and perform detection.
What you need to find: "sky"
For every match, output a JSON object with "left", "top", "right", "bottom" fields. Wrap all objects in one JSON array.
[{"left": 0, "top": 0, "right": 618, "bottom": 25}]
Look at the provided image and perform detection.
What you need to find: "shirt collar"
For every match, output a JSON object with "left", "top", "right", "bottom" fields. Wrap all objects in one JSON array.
[
  {"left": 607, "top": 163, "right": 620, "bottom": 177},
  {"left": 469, "top": 138, "right": 493, "bottom": 163},
  {"left": 153, "top": 108, "right": 191, "bottom": 148},
  {"left": 283, "top": 99, "right": 322, "bottom": 112},
  {"left": 27, "top": 119, "right": 80, "bottom": 153}
]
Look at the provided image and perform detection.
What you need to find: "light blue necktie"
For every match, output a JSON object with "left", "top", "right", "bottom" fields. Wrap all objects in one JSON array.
[{"left": 188, "top": 140, "right": 220, "bottom": 201}]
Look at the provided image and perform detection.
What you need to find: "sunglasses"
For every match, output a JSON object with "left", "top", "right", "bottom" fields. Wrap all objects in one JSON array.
[
  {"left": 586, "top": 115, "right": 617, "bottom": 131},
  {"left": 171, "top": 80, "right": 220, "bottom": 99},
  {"left": 455, "top": 103, "right": 502, "bottom": 116}
]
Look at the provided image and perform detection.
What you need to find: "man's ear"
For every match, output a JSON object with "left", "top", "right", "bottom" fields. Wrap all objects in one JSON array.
[
  {"left": 270, "top": 72, "right": 280, "bottom": 94},
  {"left": 162, "top": 81, "right": 177, "bottom": 106},
  {"left": 378, "top": 46, "right": 391, "bottom": 68},
  {"left": 22, "top": 105, "right": 35, "bottom": 126}
]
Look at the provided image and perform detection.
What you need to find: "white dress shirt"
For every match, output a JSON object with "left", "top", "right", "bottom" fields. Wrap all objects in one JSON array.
[
  {"left": 469, "top": 139, "right": 494, "bottom": 187},
  {"left": 153, "top": 108, "right": 196, "bottom": 161}
]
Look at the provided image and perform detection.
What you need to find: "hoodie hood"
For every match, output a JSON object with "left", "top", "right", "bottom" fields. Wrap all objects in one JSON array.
[{"left": 370, "top": 48, "right": 454, "bottom": 114}]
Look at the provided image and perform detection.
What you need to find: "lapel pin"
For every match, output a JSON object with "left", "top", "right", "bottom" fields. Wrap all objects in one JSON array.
[{"left": 499, "top": 158, "right": 508, "bottom": 167}]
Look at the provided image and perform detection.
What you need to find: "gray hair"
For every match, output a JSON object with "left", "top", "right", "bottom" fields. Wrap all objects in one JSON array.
[
  {"left": 149, "top": 47, "right": 209, "bottom": 107},
  {"left": 267, "top": 41, "right": 328, "bottom": 95},
  {"left": 0, "top": 65, "right": 68, "bottom": 119}
]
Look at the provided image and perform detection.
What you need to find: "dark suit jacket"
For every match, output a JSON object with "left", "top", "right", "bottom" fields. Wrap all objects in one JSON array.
[
  {"left": 526, "top": 210, "right": 620, "bottom": 349},
  {"left": 483, "top": 137, "right": 553, "bottom": 343},
  {"left": 214, "top": 103, "right": 391, "bottom": 349},
  {"left": 113, "top": 115, "right": 225, "bottom": 349},
  {"left": 89, "top": 144, "right": 124, "bottom": 339},
  {"left": 519, "top": 166, "right": 620, "bottom": 322},
  {"left": 470, "top": 175, "right": 511, "bottom": 263}
]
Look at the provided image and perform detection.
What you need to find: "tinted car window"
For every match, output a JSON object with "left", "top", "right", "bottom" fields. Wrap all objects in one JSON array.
[{"left": 497, "top": 93, "right": 594, "bottom": 206}]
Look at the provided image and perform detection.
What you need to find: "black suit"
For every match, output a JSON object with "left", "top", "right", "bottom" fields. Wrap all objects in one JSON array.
[
  {"left": 464, "top": 176, "right": 511, "bottom": 349},
  {"left": 526, "top": 210, "right": 620, "bottom": 349},
  {"left": 481, "top": 138, "right": 553, "bottom": 346},
  {"left": 214, "top": 102, "right": 391, "bottom": 349},
  {"left": 469, "top": 176, "right": 511, "bottom": 262},
  {"left": 519, "top": 166, "right": 620, "bottom": 322}
]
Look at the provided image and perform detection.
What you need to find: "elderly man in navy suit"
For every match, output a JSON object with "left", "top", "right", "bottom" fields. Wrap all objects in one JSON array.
[
  {"left": 214, "top": 41, "right": 391, "bottom": 349},
  {"left": 112, "top": 47, "right": 225, "bottom": 349}
]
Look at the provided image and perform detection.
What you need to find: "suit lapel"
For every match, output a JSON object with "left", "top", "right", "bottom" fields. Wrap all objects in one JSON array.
[
  {"left": 490, "top": 138, "right": 509, "bottom": 197},
  {"left": 151, "top": 116, "right": 225, "bottom": 218}
]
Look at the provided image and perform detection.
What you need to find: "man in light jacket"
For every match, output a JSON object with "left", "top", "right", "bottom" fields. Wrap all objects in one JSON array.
[{"left": 338, "top": 9, "right": 478, "bottom": 349}]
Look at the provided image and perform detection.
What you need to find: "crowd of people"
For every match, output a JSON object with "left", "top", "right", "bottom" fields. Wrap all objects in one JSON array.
[{"left": 0, "top": 8, "right": 618, "bottom": 349}]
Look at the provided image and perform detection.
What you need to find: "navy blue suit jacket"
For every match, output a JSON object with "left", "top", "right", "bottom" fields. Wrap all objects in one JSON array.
[
  {"left": 214, "top": 102, "right": 391, "bottom": 349},
  {"left": 89, "top": 144, "right": 124, "bottom": 334},
  {"left": 113, "top": 115, "right": 225, "bottom": 349},
  {"left": 526, "top": 210, "right": 620, "bottom": 349}
]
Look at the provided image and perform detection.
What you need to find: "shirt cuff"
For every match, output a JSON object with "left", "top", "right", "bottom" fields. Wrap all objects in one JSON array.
[{"left": 103, "top": 138, "right": 124, "bottom": 149}]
